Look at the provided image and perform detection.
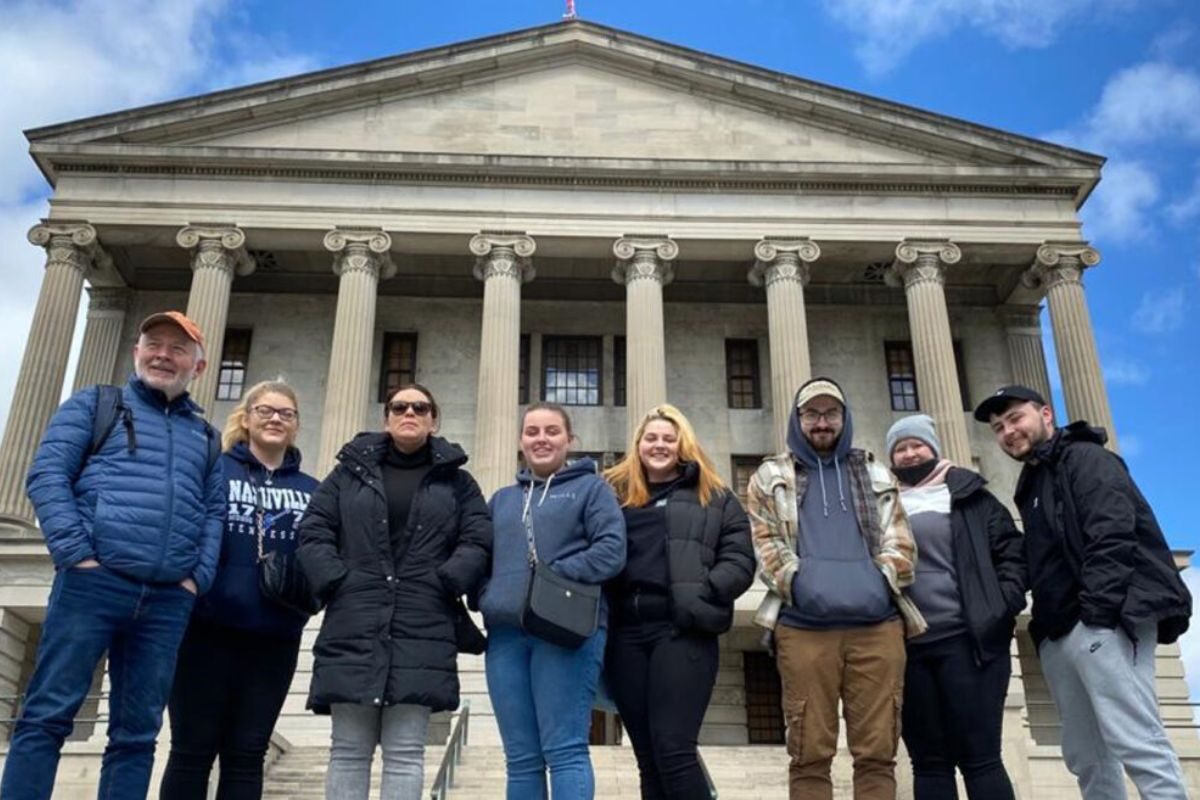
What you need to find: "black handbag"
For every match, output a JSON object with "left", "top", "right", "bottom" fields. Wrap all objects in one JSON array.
[
  {"left": 254, "top": 506, "right": 321, "bottom": 618},
  {"left": 519, "top": 485, "right": 600, "bottom": 648}
]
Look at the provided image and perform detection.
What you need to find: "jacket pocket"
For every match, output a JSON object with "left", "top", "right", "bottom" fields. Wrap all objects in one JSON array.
[{"left": 793, "top": 557, "right": 893, "bottom": 624}]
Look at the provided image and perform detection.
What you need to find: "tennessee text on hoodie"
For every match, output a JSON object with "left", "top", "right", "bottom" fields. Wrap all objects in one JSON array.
[
  {"left": 779, "top": 383, "right": 895, "bottom": 630},
  {"left": 193, "top": 441, "right": 318, "bottom": 639},
  {"left": 480, "top": 458, "right": 626, "bottom": 631}
]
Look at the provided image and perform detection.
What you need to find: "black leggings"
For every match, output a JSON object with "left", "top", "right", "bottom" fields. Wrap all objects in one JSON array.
[
  {"left": 902, "top": 633, "right": 1015, "bottom": 800},
  {"left": 159, "top": 620, "right": 300, "bottom": 800},
  {"left": 605, "top": 619, "right": 719, "bottom": 800}
]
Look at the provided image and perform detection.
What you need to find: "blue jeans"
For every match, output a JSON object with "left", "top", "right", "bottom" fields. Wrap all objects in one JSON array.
[
  {"left": 0, "top": 564, "right": 195, "bottom": 800},
  {"left": 485, "top": 624, "right": 605, "bottom": 800}
]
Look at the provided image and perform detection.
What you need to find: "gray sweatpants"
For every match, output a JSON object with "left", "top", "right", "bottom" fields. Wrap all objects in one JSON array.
[
  {"left": 326, "top": 702, "right": 431, "bottom": 800},
  {"left": 1040, "top": 621, "right": 1187, "bottom": 800}
]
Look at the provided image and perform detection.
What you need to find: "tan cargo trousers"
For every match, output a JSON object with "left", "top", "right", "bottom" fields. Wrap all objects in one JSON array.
[{"left": 776, "top": 619, "right": 906, "bottom": 800}]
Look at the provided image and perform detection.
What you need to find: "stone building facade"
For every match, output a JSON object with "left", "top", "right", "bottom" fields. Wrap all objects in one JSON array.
[{"left": 0, "top": 19, "right": 1194, "bottom": 797}]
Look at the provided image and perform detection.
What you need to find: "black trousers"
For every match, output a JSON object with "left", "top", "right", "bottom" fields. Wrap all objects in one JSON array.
[
  {"left": 159, "top": 620, "right": 300, "bottom": 800},
  {"left": 605, "top": 616, "right": 719, "bottom": 800},
  {"left": 902, "top": 633, "right": 1015, "bottom": 800}
]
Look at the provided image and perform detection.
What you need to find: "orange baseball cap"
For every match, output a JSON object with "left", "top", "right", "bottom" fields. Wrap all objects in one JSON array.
[{"left": 139, "top": 311, "right": 206, "bottom": 351}]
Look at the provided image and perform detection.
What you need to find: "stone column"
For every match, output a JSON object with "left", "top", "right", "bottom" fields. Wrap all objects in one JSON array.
[
  {"left": 316, "top": 230, "right": 395, "bottom": 476},
  {"left": 613, "top": 236, "right": 678, "bottom": 435},
  {"left": 886, "top": 240, "right": 972, "bottom": 466},
  {"left": 749, "top": 239, "right": 820, "bottom": 452},
  {"left": 178, "top": 225, "right": 255, "bottom": 416},
  {"left": 1023, "top": 242, "right": 1117, "bottom": 448},
  {"left": 470, "top": 233, "right": 536, "bottom": 498},
  {"left": 0, "top": 223, "right": 107, "bottom": 530},
  {"left": 72, "top": 287, "right": 132, "bottom": 392},
  {"left": 1000, "top": 304, "right": 1053, "bottom": 406}
]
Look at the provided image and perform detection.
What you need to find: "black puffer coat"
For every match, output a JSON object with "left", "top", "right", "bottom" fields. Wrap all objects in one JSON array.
[
  {"left": 298, "top": 433, "right": 491, "bottom": 713},
  {"left": 613, "top": 463, "right": 756, "bottom": 635}
]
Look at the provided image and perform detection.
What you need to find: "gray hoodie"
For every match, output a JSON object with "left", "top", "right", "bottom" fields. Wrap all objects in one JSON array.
[{"left": 778, "top": 382, "right": 895, "bottom": 629}]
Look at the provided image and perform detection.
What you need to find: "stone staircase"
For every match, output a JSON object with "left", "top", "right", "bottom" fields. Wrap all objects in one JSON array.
[{"left": 263, "top": 744, "right": 791, "bottom": 798}]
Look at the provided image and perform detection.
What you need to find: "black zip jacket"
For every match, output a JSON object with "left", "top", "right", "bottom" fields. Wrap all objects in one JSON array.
[
  {"left": 1014, "top": 422, "right": 1191, "bottom": 645},
  {"left": 609, "top": 463, "right": 756, "bottom": 635},
  {"left": 297, "top": 433, "right": 492, "bottom": 714},
  {"left": 943, "top": 467, "right": 1027, "bottom": 663}
]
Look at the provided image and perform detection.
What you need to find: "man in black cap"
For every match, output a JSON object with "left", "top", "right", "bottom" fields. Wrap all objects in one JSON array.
[{"left": 976, "top": 386, "right": 1191, "bottom": 800}]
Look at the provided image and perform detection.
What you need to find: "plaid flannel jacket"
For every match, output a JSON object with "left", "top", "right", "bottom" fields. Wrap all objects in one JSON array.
[{"left": 745, "top": 449, "right": 927, "bottom": 637}]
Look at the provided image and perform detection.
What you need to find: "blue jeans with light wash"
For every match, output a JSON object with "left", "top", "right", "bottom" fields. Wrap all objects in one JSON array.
[
  {"left": 0, "top": 563, "right": 195, "bottom": 800},
  {"left": 485, "top": 624, "right": 606, "bottom": 800}
]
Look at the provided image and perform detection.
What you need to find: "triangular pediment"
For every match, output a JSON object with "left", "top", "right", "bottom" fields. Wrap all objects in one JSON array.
[
  {"left": 27, "top": 20, "right": 1103, "bottom": 188},
  {"left": 181, "top": 60, "right": 953, "bottom": 165}
]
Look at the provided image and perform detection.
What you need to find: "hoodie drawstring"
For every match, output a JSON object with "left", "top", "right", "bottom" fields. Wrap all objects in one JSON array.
[
  {"left": 834, "top": 455, "right": 848, "bottom": 512},
  {"left": 817, "top": 460, "right": 830, "bottom": 518}
]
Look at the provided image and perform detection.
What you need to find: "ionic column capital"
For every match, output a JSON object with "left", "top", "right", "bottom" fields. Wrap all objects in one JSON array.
[
  {"left": 470, "top": 232, "right": 536, "bottom": 282},
  {"left": 1022, "top": 241, "right": 1101, "bottom": 291},
  {"left": 27, "top": 221, "right": 110, "bottom": 276},
  {"left": 886, "top": 240, "right": 961, "bottom": 289},
  {"left": 612, "top": 236, "right": 677, "bottom": 286},
  {"left": 749, "top": 238, "right": 819, "bottom": 288},
  {"left": 324, "top": 229, "right": 396, "bottom": 279},
  {"left": 176, "top": 225, "right": 256, "bottom": 277}
]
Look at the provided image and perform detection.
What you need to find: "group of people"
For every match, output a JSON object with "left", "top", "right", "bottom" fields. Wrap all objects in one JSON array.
[{"left": 0, "top": 308, "right": 1190, "bottom": 800}]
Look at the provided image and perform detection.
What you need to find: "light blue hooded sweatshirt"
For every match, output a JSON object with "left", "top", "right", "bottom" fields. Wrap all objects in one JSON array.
[{"left": 480, "top": 458, "right": 627, "bottom": 631}]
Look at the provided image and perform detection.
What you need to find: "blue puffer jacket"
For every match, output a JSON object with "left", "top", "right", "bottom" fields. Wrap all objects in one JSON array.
[{"left": 26, "top": 376, "right": 225, "bottom": 593}]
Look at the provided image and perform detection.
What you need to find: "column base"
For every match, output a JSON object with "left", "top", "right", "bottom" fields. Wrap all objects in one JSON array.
[{"left": 0, "top": 515, "right": 39, "bottom": 541}]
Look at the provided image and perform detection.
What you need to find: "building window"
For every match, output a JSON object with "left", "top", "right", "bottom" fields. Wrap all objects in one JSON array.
[
  {"left": 215, "top": 329, "right": 252, "bottom": 401},
  {"left": 725, "top": 339, "right": 762, "bottom": 409},
  {"left": 518, "top": 335, "right": 531, "bottom": 405},
  {"left": 884, "top": 341, "right": 919, "bottom": 412},
  {"left": 378, "top": 332, "right": 418, "bottom": 402},
  {"left": 542, "top": 336, "right": 602, "bottom": 406},
  {"left": 743, "top": 651, "right": 786, "bottom": 745},
  {"left": 731, "top": 456, "right": 762, "bottom": 507},
  {"left": 613, "top": 336, "right": 626, "bottom": 407},
  {"left": 570, "top": 451, "right": 624, "bottom": 472},
  {"left": 953, "top": 340, "right": 971, "bottom": 411}
]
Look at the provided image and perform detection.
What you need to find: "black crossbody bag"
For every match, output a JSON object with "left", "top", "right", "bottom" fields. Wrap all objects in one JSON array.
[{"left": 520, "top": 483, "right": 599, "bottom": 648}]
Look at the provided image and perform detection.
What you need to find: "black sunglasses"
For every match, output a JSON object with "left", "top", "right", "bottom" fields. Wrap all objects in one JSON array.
[{"left": 387, "top": 401, "right": 433, "bottom": 417}]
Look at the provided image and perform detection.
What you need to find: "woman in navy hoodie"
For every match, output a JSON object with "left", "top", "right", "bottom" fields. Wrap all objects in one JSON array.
[
  {"left": 161, "top": 380, "right": 318, "bottom": 800},
  {"left": 481, "top": 402, "right": 626, "bottom": 800}
]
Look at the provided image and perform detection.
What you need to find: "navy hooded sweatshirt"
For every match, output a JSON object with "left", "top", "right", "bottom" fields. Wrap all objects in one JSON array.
[
  {"left": 779, "top": 384, "right": 895, "bottom": 630},
  {"left": 193, "top": 441, "right": 319, "bottom": 639},
  {"left": 480, "top": 458, "right": 627, "bottom": 631}
]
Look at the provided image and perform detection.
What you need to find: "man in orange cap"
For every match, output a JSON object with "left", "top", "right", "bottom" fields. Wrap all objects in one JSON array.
[{"left": 2, "top": 310, "right": 226, "bottom": 800}]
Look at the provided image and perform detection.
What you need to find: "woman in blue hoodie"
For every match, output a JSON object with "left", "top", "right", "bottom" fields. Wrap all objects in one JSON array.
[
  {"left": 481, "top": 402, "right": 626, "bottom": 800},
  {"left": 161, "top": 380, "right": 318, "bottom": 800}
]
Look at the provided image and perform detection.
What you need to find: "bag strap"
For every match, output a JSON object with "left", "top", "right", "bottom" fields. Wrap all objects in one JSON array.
[
  {"left": 522, "top": 484, "right": 539, "bottom": 566},
  {"left": 90, "top": 385, "right": 136, "bottom": 457}
]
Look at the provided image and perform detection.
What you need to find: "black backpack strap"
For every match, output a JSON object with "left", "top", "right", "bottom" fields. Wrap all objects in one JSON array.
[
  {"left": 204, "top": 423, "right": 221, "bottom": 473},
  {"left": 91, "top": 385, "right": 136, "bottom": 457}
]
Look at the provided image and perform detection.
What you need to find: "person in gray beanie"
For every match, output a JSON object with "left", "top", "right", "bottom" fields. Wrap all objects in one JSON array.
[{"left": 885, "top": 414, "right": 1025, "bottom": 800}]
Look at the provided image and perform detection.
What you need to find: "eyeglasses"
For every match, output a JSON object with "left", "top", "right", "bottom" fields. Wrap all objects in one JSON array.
[
  {"left": 250, "top": 405, "right": 298, "bottom": 422},
  {"left": 798, "top": 408, "right": 843, "bottom": 425},
  {"left": 387, "top": 401, "right": 433, "bottom": 417}
]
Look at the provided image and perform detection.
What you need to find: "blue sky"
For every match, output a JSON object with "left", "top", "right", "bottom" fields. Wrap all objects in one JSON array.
[{"left": 1, "top": 0, "right": 1198, "bottom": 664}]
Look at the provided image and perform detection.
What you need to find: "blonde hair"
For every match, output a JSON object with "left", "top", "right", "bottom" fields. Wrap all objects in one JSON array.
[
  {"left": 221, "top": 380, "right": 300, "bottom": 452},
  {"left": 604, "top": 404, "right": 725, "bottom": 508}
]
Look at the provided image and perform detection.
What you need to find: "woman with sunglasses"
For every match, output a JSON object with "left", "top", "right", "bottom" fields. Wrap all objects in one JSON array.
[
  {"left": 298, "top": 384, "right": 492, "bottom": 800},
  {"left": 602, "top": 405, "right": 755, "bottom": 799},
  {"left": 161, "top": 380, "right": 319, "bottom": 800}
]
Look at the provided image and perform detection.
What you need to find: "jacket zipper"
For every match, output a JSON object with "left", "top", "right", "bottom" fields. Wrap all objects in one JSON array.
[{"left": 157, "top": 405, "right": 176, "bottom": 581}]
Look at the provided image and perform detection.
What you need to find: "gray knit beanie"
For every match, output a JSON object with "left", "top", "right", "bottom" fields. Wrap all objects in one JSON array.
[{"left": 886, "top": 414, "right": 941, "bottom": 461}]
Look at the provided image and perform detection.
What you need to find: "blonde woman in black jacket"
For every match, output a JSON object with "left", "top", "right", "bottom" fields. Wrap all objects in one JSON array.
[{"left": 603, "top": 404, "right": 755, "bottom": 800}]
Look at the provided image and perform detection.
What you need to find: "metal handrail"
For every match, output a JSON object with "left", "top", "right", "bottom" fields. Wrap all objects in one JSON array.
[
  {"left": 698, "top": 749, "right": 719, "bottom": 799},
  {"left": 429, "top": 701, "right": 471, "bottom": 800}
]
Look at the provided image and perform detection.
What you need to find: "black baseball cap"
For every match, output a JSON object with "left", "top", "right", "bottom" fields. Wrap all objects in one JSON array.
[{"left": 973, "top": 385, "right": 1047, "bottom": 422}]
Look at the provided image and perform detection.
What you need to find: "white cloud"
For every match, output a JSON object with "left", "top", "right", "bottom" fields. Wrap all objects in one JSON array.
[
  {"left": 1104, "top": 357, "right": 1151, "bottom": 386},
  {"left": 0, "top": 0, "right": 315, "bottom": 443},
  {"left": 1085, "top": 62, "right": 1200, "bottom": 148},
  {"left": 820, "top": 0, "right": 1135, "bottom": 76},
  {"left": 1119, "top": 434, "right": 1144, "bottom": 458},
  {"left": 1167, "top": 163, "right": 1200, "bottom": 223},
  {"left": 1081, "top": 160, "right": 1161, "bottom": 242},
  {"left": 1132, "top": 287, "right": 1187, "bottom": 334}
]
